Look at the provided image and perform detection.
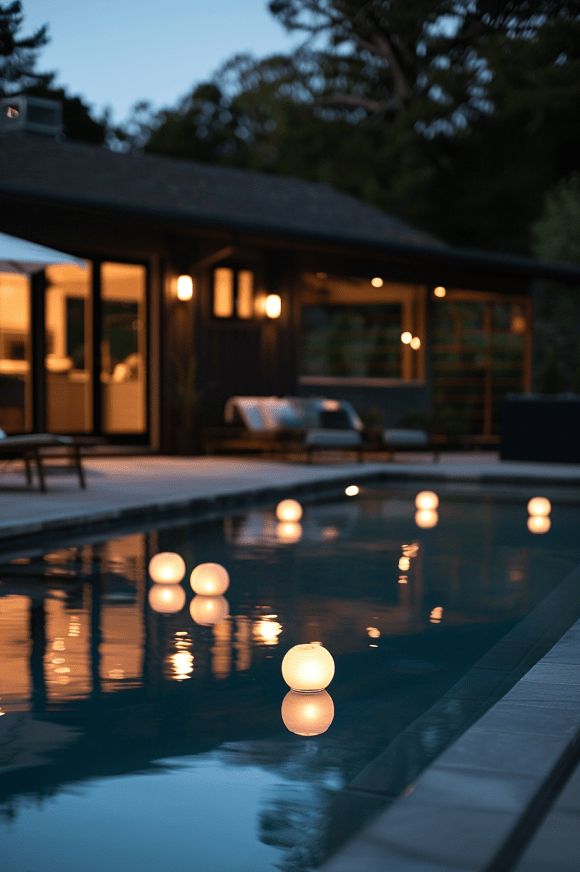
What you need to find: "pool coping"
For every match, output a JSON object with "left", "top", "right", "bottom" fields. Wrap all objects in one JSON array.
[
  {"left": 322, "top": 566, "right": 580, "bottom": 872},
  {"left": 1, "top": 459, "right": 579, "bottom": 551}
]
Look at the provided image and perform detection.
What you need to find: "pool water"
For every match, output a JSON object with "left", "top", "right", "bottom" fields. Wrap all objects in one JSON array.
[{"left": 0, "top": 486, "right": 578, "bottom": 872}]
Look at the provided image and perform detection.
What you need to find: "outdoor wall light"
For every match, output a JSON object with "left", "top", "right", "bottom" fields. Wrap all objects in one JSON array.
[
  {"left": 415, "top": 491, "right": 439, "bottom": 511},
  {"left": 410, "top": 336, "right": 421, "bottom": 350},
  {"left": 276, "top": 522, "right": 303, "bottom": 544},
  {"left": 527, "top": 515, "right": 551, "bottom": 535},
  {"left": 190, "top": 562, "right": 230, "bottom": 595},
  {"left": 190, "top": 594, "right": 230, "bottom": 626},
  {"left": 148, "top": 584, "right": 187, "bottom": 614},
  {"left": 434, "top": 285, "right": 447, "bottom": 298},
  {"left": 265, "top": 293, "right": 282, "bottom": 318},
  {"left": 527, "top": 496, "right": 551, "bottom": 517},
  {"left": 148, "top": 552, "right": 186, "bottom": 584},
  {"left": 371, "top": 276, "right": 384, "bottom": 288},
  {"left": 281, "top": 642, "right": 335, "bottom": 692},
  {"left": 281, "top": 689, "right": 334, "bottom": 736},
  {"left": 401, "top": 331, "right": 412, "bottom": 344},
  {"left": 276, "top": 499, "right": 303, "bottom": 523},
  {"left": 175, "top": 274, "right": 194, "bottom": 301},
  {"left": 415, "top": 509, "right": 439, "bottom": 529}
]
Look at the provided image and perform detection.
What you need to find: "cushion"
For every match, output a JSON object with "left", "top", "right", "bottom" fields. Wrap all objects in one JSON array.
[
  {"left": 383, "top": 428, "right": 429, "bottom": 447},
  {"left": 305, "top": 429, "right": 363, "bottom": 448}
]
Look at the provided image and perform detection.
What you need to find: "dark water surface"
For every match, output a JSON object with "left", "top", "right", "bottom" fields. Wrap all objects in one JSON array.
[{"left": 0, "top": 486, "right": 578, "bottom": 871}]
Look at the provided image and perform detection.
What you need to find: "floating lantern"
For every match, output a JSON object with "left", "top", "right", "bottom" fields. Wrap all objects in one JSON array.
[
  {"left": 415, "top": 491, "right": 439, "bottom": 511},
  {"left": 527, "top": 497, "right": 551, "bottom": 517},
  {"left": 281, "top": 690, "right": 334, "bottom": 736},
  {"left": 148, "top": 584, "right": 186, "bottom": 614},
  {"left": 415, "top": 509, "right": 438, "bottom": 529},
  {"left": 190, "top": 595, "right": 229, "bottom": 626},
  {"left": 398, "top": 556, "right": 411, "bottom": 571},
  {"left": 527, "top": 515, "right": 551, "bottom": 535},
  {"left": 190, "top": 562, "right": 230, "bottom": 595},
  {"left": 148, "top": 551, "right": 186, "bottom": 584},
  {"left": 345, "top": 485, "right": 359, "bottom": 497},
  {"left": 281, "top": 643, "right": 335, "bottom": 692},
  {"left": 276, "top": 522, "right": 303, "bottom": 544},
  {"left": 275, "top": 499, "right": 303, "bottom": 523}
]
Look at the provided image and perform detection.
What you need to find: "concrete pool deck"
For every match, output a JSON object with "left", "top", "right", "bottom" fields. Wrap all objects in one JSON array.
[{"left": 1, "top": 451, "right": 579, "bottom": 869}]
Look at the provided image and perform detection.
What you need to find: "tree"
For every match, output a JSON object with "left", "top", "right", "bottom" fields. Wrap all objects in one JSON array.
[
  {"left": 0, "top": 1, "right": 51, "bottom": 96},
  {"left": 532, "top": 175, "right": 580, "bottom": 392}
]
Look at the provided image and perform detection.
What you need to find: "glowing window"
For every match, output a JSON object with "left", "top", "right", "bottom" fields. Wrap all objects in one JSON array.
[{"left": 213, "top": 268, "right": 234, "bottom": 318}]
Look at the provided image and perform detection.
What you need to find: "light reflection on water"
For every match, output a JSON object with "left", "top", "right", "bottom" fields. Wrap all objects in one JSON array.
[{"left": 0, "top": 489, "right": 579, "bottom": 871}]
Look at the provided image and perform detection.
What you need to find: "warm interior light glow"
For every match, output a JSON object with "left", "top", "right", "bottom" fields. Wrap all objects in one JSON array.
[
  {"left": 345, "top": 485, "right": 359, "bottom": 497},
  {"left": 527, "top": 515, "right": 551, "bottom": 534},
  {"left": 371, "top": 276, "right": 384, "bottom": 288},
  {"left": 148, "top": 584, "right": 186, "bottom": 614},
  {"left": 398, "top": 556, "right": 411, "bottom": 571},
  {"left": 265, "top": 294, "right": 282, "bottom": 319},
  {"left": 190, "top": 595, "right": 229, "bottom": 626},
  {"left": 276, "top": 522, "right": 303, "bottom": 544},
  {"left": 190, "top": 562, "right": 230, "bottom": 595},
  {"left": 401, "top": 331, "right": 412, "bottom": 344},
  {"left": 434, "top": 286, "right": 447, "bottom": 298},
  {"left": 281, "top": 690, "right": 334, "bottom": 736},
  {"left": 148, "top": 552, "right": 186, "bottom": 584},
  {"left": 410, "top": 336, "right": 421, "bottom": 350},
  {"left": 366, "top": 627, "right": 381, "bottom": 639},
  {"left": 281, "top": 643, "right": 335, "bottom": 692},
  {"left": 415, "top": 509, "right": 439, "bottom": 529},
  {"left": 415, "top": 491, "right": 439, "bottom": 511},
  {"left": 402, "top": 543, "right": 419, "bottom": 558},
  {"left": 176, "top": 274, "right": 194, "bottom": 301},
  {"left": 527, "top": 497, "right": 551, "bottom": 516},
  {"left": 254, "top": 617, "right": 283, "bottom": 645},
  {"left": 276, "top": 499, "right": 303, "bottom": 522},
  {"left": 430, "top": 606, "right": 444, "bottom": 624}
]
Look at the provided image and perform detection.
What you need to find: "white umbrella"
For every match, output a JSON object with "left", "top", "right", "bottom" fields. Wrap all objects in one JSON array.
[{"left": 0, "top": 231, "right": 85, "bottom": 274}]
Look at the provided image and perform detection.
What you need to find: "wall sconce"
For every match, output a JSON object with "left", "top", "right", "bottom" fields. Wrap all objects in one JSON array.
[
  {"left": 175, "top": 274, "right": 194, "bottom": 301},
  {"left": 265, "top": 293, "right": 282, "bottom": 319}
]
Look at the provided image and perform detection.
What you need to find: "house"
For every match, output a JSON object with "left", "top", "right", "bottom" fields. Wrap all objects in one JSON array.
[{"left": 1, "top": 97, "right": 579, "bottom": 452}]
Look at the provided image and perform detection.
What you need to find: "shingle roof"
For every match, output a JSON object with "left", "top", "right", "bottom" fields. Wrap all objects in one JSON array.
[{"left": 0, "top": 133, "right": 440, "bottom": 249}]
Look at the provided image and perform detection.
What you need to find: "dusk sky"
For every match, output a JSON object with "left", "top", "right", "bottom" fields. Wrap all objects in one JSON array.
[{"left": 23, "top": 0, "right": 299, "bottom": 121}]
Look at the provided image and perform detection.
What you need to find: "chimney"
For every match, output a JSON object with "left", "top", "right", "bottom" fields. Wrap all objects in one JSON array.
[{"left": 0, "top": 95, "right": 63, "bottom": 138}]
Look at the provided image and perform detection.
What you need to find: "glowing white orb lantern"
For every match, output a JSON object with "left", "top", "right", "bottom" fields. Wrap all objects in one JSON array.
[
  {"left": 527, "top": 497, "right": 551, "bottom": 517},
  {"left": 148, "top": 584, "right": 186, "bottom": 614},
  {"left": 275, "top": 499, "right": 303, "bottom": 523},
  {"left": 148, "top": 551, "right": 186, "bottom": 584},
  {"left": 276, "top": 522, "right": 303, "bottom": 544},
  {"left": 345, "top": 485, "right": 359, "bottom": 497},
  {"left": 527, "top": 515, "right": 551, "bottom": 535},
  {"left": 415, "top": 491, "right": 439, "bottom": 511},
  {"left": 190, "top": 562, "right": 230, "bottom": 595},
  {"left": 415, "top": 509, "right": 439, "bottom": 529},
  {"left": 398, "top": 556, "right": 411, "bottom": 571},
  {"left": 190, "top": 595, "right": 229, "bottom": 626},
  {"left": 281, "top": 690, "right": 334, "bottom": 736},
  {"left": 281, "top": 643, "right": 335, "bottom": 692}
]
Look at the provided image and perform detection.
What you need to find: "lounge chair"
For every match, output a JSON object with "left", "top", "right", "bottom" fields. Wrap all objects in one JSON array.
[
  {"left": 380, "top": 428, "right": 440, "bottom": 462},
  {"left": 205, "top": 396, "right": 364, "bottom": 461},
  {"left": 0, "top": 432, "right": 86, "bottom": 491}
]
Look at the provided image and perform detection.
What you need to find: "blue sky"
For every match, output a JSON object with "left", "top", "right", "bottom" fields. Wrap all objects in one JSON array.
[{"left": 23, "top": 1, "right": 299, "bottom": 121}]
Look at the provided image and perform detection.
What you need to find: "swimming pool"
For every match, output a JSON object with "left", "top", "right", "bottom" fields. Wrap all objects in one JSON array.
[{"left": 0, "top": 485, "right": 578, "bottom": 871}]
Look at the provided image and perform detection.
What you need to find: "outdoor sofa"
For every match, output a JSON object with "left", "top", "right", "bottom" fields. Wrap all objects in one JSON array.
[
  {"left": 204, "top": 396, "right": 365, "bottom": 461},
  {"left": 0, "top": 431, "right": 86, "bottom": 491}
]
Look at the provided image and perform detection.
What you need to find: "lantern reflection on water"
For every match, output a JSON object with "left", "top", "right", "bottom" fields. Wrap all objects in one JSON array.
[
  {"left": 281, "top": 643, "right": 335, "bottom": 692},
  {"left": 254, "top": 616, "right": 283, "bottom": 645},
  {"left": 276, "top": 521, "right": 303, "bottom": 544},
  {"left": 190, "top": 562, "right": 230, "bottom": 595},
  {"left": 281, "top": 690, "right": 334, "bottom": 736},
  {"left": 190, "top": 595, "right": 229, "bottom": 626},
  {"left": 148, "top": 552, "right": 186, "bottom": 584},
  {"left": 527, "top": 515, "right": 551, "bottom": 534},
  {"left": 415, "top": 509, "right": 438, "bottom": 529},
  {"left": 148, "top": 584, "right": 186, "bottom": 614}
]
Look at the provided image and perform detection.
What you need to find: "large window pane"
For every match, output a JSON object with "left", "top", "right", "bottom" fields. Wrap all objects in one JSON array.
[
  {"left": 0, "top": 273, "right": 31, "bottom": 432},
  {"left": 45, "top": 263, "right": 92, "bottom": 432},
  {"left": 101, "top": 262, "right": 146, "bottom": 434}
]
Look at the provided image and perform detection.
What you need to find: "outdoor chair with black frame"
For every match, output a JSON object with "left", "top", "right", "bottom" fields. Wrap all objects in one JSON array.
[{"left": 0, "top": 431, "right": 86, "bottom": 492}]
